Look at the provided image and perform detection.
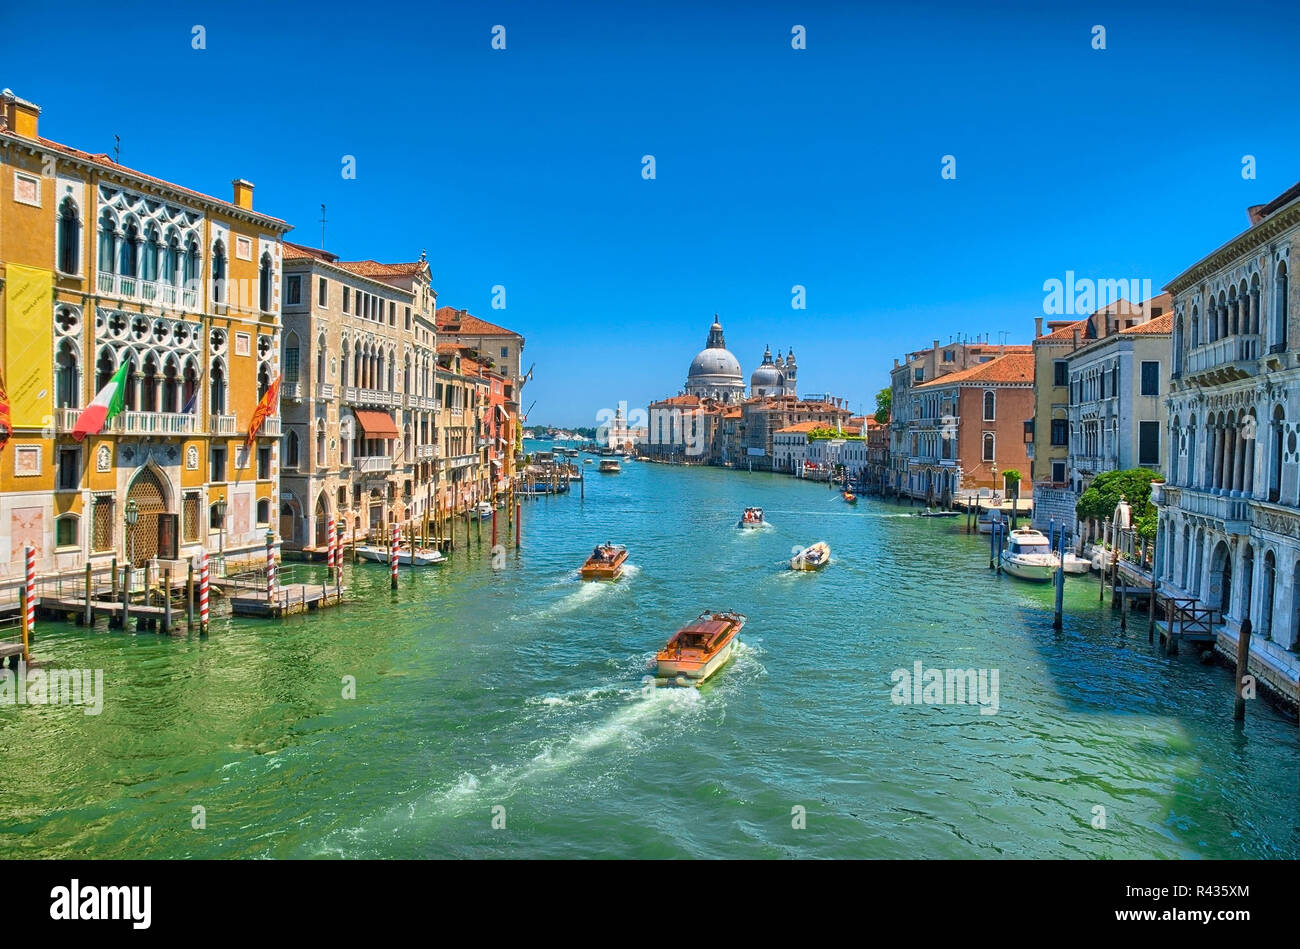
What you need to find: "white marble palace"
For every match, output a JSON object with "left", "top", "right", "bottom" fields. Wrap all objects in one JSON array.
[{"left": 1158, "top": 180, "right": 1299, "bottom": 674}]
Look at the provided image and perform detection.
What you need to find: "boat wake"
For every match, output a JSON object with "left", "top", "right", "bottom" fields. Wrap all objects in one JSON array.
[{"left": 513, "top": 567, "right": 637, "bottom": 622}]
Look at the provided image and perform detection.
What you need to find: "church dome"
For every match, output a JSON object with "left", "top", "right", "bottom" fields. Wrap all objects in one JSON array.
[
  {"left": 683, "top": 316, "right": 745, "bottom": 402},
  {"left": 689, "top": 347, "right": 742, "bottom": 379},
  {"left": 750, "top": 344, "right": 784, "bottom": 393}
]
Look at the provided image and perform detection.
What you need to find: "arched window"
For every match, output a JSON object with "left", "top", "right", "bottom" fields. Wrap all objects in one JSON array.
[
  {"left": 316, "top": 422, "right": 326, "bottom": 467},
  {"left": 161, "top": 357, "right": 180, "bottom": 413},
  {"left": 1190, "top": 305, "right": 1199, "bottom": 349},
  {"left": 257, "top": 363, "right": 272, "bottom": 401},
  {"left": 285, "top": 429, "right": 301, "bottom": 469},
  {"left": 1173, "top": 317, "right": 1183, "bottom": 374},
  {"left": 97, "top": 210, "right": 117, "bottom": 274},
  {"left": 57, "top": 198, "right": 80, "bottom": 274},
  {"left": 317, "top": 335, "right": 327, "bottom": 383},
  {"left": 165, "top": 234, "right": 181, "bottom": 286},
  {"left": 95, "top": 346, "right": 116, "bottom": 393},
  {"left": 982, "top": 390, "right": 995, "bottom": 421},
  {"left": 209, "top": 358, "right": 227, "bottom": 415},
  {"left": 120, "top": 219, "right": 140, "bottom": 277},
  {"left": 140, "top": 353, "right": 160, "bottom": 413},
  {"left": 55, "top": 514, "right": 79, "bottom": 548},
  {"left": 183, "top": 236, "right": 200, "bottom": 290},
  {"left": 258, "top": 252, "right": 273, "bottom": 311},
  {"left": 56, "top": 340, "right": 80, "bottom": 408},
  {"left": 142, "top": 224, "right": 161, "bottom": 282},
  {"left": 982, "top": 432, "right": 995, "bottom": 462},
  {"left": 256, "top": 498, "right": 270, "bottom": 526},
  {"left": 121, "top": 354, "right": 139, "bottom": 411},
  {"left": 182, "top": 358, "right": 199, "bottom": 413},
  {"left": 283, "top": 332, "right": 300, "bottom": 384},
  {"left": 211, "top": 239, "right": 227, "bottom": 304}
]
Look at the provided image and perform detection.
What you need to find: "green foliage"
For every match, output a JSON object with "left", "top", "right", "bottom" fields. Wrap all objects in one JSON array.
[
  {"left": 1076, "top": 468, "right": 1161, "bottom": 541},
  {"left": 1001, "top": 468, "right": 1023, "bottom": 487},
  {"left": 807, "top": 426, "right": 864, "bottom": 441},
  {"left": 874, "top": 387, "right": 892, "bottom": 425}
]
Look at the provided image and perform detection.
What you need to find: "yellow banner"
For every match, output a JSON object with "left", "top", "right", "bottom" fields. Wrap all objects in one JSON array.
[{"left": 5, "top": 264, "right": 54, "bottom": 429}]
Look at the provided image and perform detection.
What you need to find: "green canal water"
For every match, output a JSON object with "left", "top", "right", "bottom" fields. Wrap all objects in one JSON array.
[{"left": 3, "top": 448, "right": 1299, "bottom": 859}]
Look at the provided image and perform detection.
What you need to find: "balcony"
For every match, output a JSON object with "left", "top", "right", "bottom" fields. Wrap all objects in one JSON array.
[
  {"left": 55, "top": 407, "right": 200, "bottom": 436},
  {"left": 315, "top": 383, "right": 335, "bottom": 401},
  {"left": 283, "top": 381, "right": 303, "bottom": 402},
  {"left": 212, "top": 415, "right": 239, "bottom": 436},
  {"left": 1176, "top": 486, "right": 1250, "bottom": 535},
  {"left": 342, "top": 386, "right": 399, "bottom": 408},
  {"left": 97, "top": 271, "right": 199, "bottom": 312},
  {"left": 259, "top": 417, "right": 282, "bottom": 438},
  {"left": 356, "top": 455, "right": 392, "bottom": 474},
  {"left": 417, "top": 444, "right": 436, "bottom": 459},
  {"left": 1184, "top": 334, "right": 1260, "bottom": 384}
]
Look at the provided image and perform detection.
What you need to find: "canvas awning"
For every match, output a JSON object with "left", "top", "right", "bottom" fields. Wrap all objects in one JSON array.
[{"left": 353, "top": 409, "right": 398, "bottom": 439}]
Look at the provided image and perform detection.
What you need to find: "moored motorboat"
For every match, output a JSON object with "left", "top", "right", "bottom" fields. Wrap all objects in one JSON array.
[
  {"left": 579, "top": 542, "right": 628, "bottom": 580},
  {"left": 791, "top": 541, "right": 831, "bottom": 571},
  {"left": 471, "top": 501, "right": 495, "bottom": 518},
  {"left": 914, "top": 507, "right": 960, "bottom": 518},
  {"left": 355, "top": 544, "right": 446, "bottom": 566},
  {"left": 583, "top": 458, "right": 593, "bottom": 465},
  {"left": 976, "top": 508, "right": 1006, "bottom": 534},
  {"left": 737, "top": 506, "right": 767, "bottom": 529},
  {"left": 999, "top": 528, "right": 1059, "bottom": 581},
  {"left": 598, "top": 459, "right": 621, "bottom": 473},
  {"left": 1062, "top": 552, "right": 1092, "bottom": 575},
  {"left": 654, "top": 610, "right": 746, "bottom": 686}
]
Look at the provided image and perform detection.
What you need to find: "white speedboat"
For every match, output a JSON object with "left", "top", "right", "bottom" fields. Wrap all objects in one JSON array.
[
  {"left": 471, "top": 501, "right": 495, "bottom": 518},
  {"left": 737, "top": 506, "right": 768, "bottom": 529},
  {"left": 1062, "top": 552, "right": 1092, "bottom": 575},
  {"left": 999, "top": 528, "right": 1059, "bottom": 581},
  {"left": 356, "top": 544, "right": 446, "bottom": 566},
  {"left": 976, "top": 508, "right": 1006, "bottom": 534}
]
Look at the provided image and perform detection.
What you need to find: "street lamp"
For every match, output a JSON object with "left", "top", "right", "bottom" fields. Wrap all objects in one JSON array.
[
  {"left": 213, "top": 497, "right": 228, "bottom": 557},
  {"left": 124, "top": 499, "right": 139, "bottom": 565}
]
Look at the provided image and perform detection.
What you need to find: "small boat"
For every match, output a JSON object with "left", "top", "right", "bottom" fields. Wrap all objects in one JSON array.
[
  {"left": 914, "top": 507, "right": 960, "bottom": 518},
  {"left": 653, "top": 610, "right": 746, "bottom": 686},
  {"left": 737, "top": 506, "right": 767, "bottom": 529},
  {"left": 999, "top": 528, "right": 1059, "bottom": 581},
  {"left": 976, "top": 508, "right": 1005, "bottom": 534},
  {"left": 579, "top": 542, "right": 628, "bottom": 580},
  {"left": 598, "top": 459, "right": 621, "bottom": 473},
  {"left": 583, "top": 458, "right": 593, "bottom": 465},
  {"left": 471, "top": 501, "right": 495, "bottom": 518},
  {"left": 791, "top": 541, "right": 831, "bottom": 571},
  {"left": 1062, "top": 552, "right": 1092, "bottom": 575},
  {"left": 355, "top": 544, "right": 447, "bottom": 566},
  {"left": 842, "top": 491, "right": 857, "bottom": 504}
]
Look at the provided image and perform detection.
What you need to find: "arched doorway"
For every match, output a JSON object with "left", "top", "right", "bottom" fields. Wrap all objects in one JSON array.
[
  {"left": 314, "top": 492, "right": 330, "bottom": 548},
  {"left": 126, "top": 465, "right": 174, "bottom": 563},
  {"left": 1209, "top": 540, "right": 1232, "bottom": 619}
]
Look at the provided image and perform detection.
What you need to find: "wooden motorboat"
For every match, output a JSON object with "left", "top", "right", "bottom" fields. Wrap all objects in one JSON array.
[
  {"left": 913, "top": 507, "right": 960, "bottom": 518},
  {"left": 737, "top": 506, "right": 767, "bottom": 529},
  {"left": 841, "top": 491, "right": 857, "bottom": 504},
  {"left": 598, "top": 459, "right": 621, "bottom": 473},
  {"left": 580, "top": 543, "right": 628, "bottom": 580},
  {"left": 654, "top": 610, "right": 746, "bottom": 686},
  {"left": 356, "top": 544, "right": 446, "bottom": 566},
  {"left": 976, "top": 508, "right": 1005, "bottom": 534},
  {"left": 791, "top": 541, "right": 831, "bottom": 571}
]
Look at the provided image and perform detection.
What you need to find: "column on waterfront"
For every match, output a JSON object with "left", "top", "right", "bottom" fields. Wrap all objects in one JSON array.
[
  {"left": 1245, "top": 425, "right": 1257, "bottom": 495},
  {"left": 1211, "top": 424, "right": 1223, "bottom": 490},
  {"left": 1232, "top": 428, "right": 1246, "bottom": 493}
]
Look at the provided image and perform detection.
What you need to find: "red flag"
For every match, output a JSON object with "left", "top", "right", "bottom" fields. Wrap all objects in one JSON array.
[
  {"left": 0, "top": 368, "right": 10, "bottom": 454},
  {"left": 246, "top": 374, "right": 282, "bottom": 447}
]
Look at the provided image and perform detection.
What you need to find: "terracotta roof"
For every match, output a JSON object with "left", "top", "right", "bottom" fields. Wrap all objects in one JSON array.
[
  {"left": 335, "top": 259, "right": 427, "bottom": 277},
  {"left": 436, "top": 342, "right": 463, "bottom": 356},
  {"left": 23, "top": 135, "right": 289, "bottom": 227},
  {"left": 775, "top": 421, "right": 823, "bottom": 434},
  {"left": 1120, "top": 312, "right": 1174, "bottom": 335},
  {"left": 436, "top": 306, "right": 520, "bottom": 337},
  {"left": 915, "top": 352, "right": 1035, "bottom": 388},
  {"left": 1038, "top": 319, "right": 1089, "bottom": 342},
  {"left": 283, "top": 241, "right": 339, "bottom": 262},
  {"left": 653, "top": 395, "right": 701, "bottom": 407}
]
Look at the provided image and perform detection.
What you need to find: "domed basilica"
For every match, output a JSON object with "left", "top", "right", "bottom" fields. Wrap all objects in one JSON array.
[{"left": 682, "top": 317, "right": 797, "bottom": 402}]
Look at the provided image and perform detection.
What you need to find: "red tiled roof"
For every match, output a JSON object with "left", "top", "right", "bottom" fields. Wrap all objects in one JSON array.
[
  {"left": 1120, "top": 312, "right": 1174, "bottom": 335},
  {"left": 775, "top": 421, "right": 823, "bottom": 434},
  {"left": 653, "top": 395, "right": 701, "bottom": 407},
  {"left": 1038, "top": 319, "right": 1088, "bottom": 342},
  {"left": 915, "top": 352, "right": 1035, "bottom": 388},
  {"left": 283, "top": 241, "right": 339, "bottom": 262},
  {"left": 436, "top": 306, "right": 519, "bottom": 337},
  {"left": 335, "top": 259, "right": 427, "bottom": 277},
  {"left": 25, "top": 135, "right": 289, "bottom": 227}
]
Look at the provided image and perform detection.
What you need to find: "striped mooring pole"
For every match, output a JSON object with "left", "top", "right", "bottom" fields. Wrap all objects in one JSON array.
[
  {"left": 266, "top": 532, "right": 277, "bottom": 607},
  {"left": 23, "top": 545, "right": 36, "bottom": 660},
  {"left": 199, "top": 553, "right": 210, "bottom": 634},
  {"left": 327, "top": 516, "right": 337, "bottom": 577},
  {"left": 390, "top": 524, "right": 400, "bottom": 590}
]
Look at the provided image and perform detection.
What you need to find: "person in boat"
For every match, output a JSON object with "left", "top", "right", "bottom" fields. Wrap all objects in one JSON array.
[{"left": 592, "top": 544, "right": 605, "bottom": 562}]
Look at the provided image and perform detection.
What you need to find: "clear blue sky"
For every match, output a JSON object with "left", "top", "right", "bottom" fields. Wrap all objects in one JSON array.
[{"left": 4, "top": 1, "right": 1299, "bottom": 425}]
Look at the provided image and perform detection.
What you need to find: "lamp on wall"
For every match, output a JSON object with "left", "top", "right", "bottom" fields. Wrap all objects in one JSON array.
[
  {"left": 124, "top": 498, "right": 139, "bottom": 565},
  {"left": 213, "top": 496, "right": 228, "bottom": 556}
]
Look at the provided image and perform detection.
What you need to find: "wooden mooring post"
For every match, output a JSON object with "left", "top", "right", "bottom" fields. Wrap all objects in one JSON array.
[
  {"left": 187, "top": 562, "right": 196, "bottom": 631},
  {"left": 162, "top": 568, "right": 172, "bottom": 634},
  {"left": 83, "top": 563, "right": 94, "bottom": 627},
  {"left": 1234, "top": 617, "right": 1253, "bottom": 722},
  {"left": 120, "top": 563, "right": 132, "bottom": 631}
]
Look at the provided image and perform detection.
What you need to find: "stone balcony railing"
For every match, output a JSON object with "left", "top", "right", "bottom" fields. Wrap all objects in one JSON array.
[
  {"left": 258, "top": 417, "right": 282, "bottom": 438},
  {"left": 1185, "top": 334, "right": 1260, "bottom": 377},
  {"left": 1176, "top": 486, "right": 1250, "bottom": 534},
  {"left": 97, "top": 270, "right": 199, "bottom": 312},
  {"left": 356, "top": 455, "right": 392, "bottom": 474},
  {"left": 282, "top": 381, "right": 303, "bottom": 401},
  {"left": 212, "top": 414, "right": 239, "bottom": 436},
  {"left": 54, "top": 407, "right": 200, "bottom": 436},
  {"left": 315, "top": 383, "right": 335, "bottom": 401},
  {"left": 343, "top": 386, "right": 400, "bottom": 408}
]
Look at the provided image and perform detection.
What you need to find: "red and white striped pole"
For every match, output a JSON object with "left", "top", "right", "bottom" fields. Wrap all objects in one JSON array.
[
  {"left": 390, "top": 523, "right": 399, "bottom": 590},
  {"left": 23, "top": 545, "right": 36, "bottom": 660},
  {"left": 199, "top": 553, "right": 210, "bottom": 633},
  {"left": 326, "top": 516, "right": 336, "bottom": 575},
  {"left": 266, "top": 532, "right": 277, "bottom": 607}
]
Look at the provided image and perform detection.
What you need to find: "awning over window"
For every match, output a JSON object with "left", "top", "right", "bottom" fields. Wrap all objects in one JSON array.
[{"left": 353, "top": 409, "right": 399, "bottom": 439}]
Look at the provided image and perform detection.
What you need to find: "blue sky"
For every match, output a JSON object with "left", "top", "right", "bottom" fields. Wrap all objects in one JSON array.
[{"left": 4, "top": 1, "right": 1299, "bottom": 424}]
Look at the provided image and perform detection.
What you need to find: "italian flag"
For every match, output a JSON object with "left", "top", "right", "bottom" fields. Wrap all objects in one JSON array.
[{"left": 71, "top": 362, "right": 130, "bottom": 442}]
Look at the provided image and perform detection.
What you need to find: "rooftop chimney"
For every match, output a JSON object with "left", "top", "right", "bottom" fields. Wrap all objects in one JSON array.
[
  {"left": 232, "top": 179, "right": 254, "bottom": 210},
  {"left": 1072, "top": 328, "right": 1080, "bottom": 351},
  {"left": 1034, "top": 317, "right": 1043, "bottom": 338},
  {"left": 0, "top": 89, "right": 40, "bottom": 139}
]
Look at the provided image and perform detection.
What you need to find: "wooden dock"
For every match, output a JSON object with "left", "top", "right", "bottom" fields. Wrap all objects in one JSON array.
[{"left": 229, "top": 582, "right": 346, "bottom": 618}]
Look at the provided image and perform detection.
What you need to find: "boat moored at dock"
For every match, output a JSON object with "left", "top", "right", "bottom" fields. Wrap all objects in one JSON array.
[
  {"left": 999, "top": 529, "right": 1058, "bottom": 581},
  {"left": 791, "top": 541, "right": 831, "bottom": 571},
  {"left": 579, "top": 543, "right": 628, "bottom": 580},
  {"left": 356, "top": 545, "right": 447, "bottom": 567},
  {"left": 653, "top": 610, "right": 746, "bottom": 686}
]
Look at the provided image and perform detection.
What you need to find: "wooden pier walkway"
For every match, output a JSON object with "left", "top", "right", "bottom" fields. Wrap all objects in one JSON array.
[{"left": 229, "top": 582, "right": 346, "bottom": 618}]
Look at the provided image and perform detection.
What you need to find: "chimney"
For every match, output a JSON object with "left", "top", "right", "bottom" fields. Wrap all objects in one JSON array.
[
  {"left": 1034, "top": 316, "right": 1043, "bottom": 338},
  {"left": 933, "top": 338, "right": 940, "bottom": 350},
  {"left": 1072, "top": 328, "right": 1080, "bottom": 351},
  {"left": 232, "top": 179, "right": 255, "bottom": 210},
  {"left": 0, "top": 89, "right": 40, "bottom": 139}
]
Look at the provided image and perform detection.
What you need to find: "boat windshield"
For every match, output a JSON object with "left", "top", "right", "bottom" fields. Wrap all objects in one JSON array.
[{"left": 1014, "top": 542, "right": 1051, "bottom": 555}]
